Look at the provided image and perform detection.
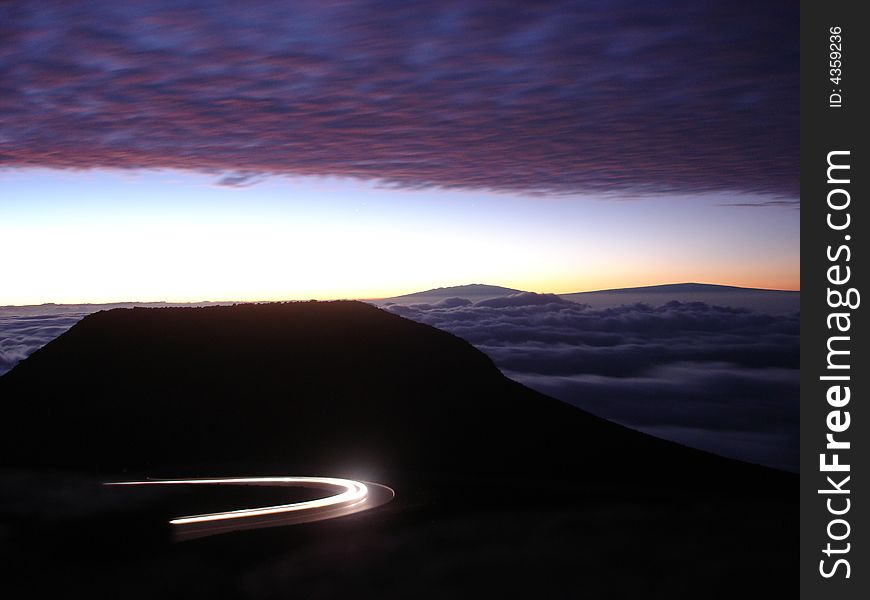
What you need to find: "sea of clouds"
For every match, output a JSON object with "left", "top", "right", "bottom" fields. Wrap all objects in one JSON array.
[{"left": 388, "top": 293, "right": 799, "bottom": 471}]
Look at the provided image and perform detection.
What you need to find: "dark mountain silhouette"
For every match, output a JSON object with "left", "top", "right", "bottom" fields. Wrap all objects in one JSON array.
[
  {"left": 1, "top": 301, "right": 786, "bottom": 485},
  {"left": 0, "top": 302, "right": 795, "bottom": 598},
  {"left": 570, "top": 282, "right": 794, "bottom": 294},
  {"left": 373, "top": 283, "right": 522, "bottom": 305},
  {"left": 371, "top": 281, "right": 799, "bottom": 314},
  {"left": 562, "top": 282, "right": 799, "bottom": 314}
]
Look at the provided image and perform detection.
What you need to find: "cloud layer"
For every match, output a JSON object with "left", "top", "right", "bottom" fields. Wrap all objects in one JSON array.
[
  {"left": 1, "top": 1, "right": 798, "bottom": 197},
  {"left": 388, "top": 293, "right": 799, "bottom": 470}
]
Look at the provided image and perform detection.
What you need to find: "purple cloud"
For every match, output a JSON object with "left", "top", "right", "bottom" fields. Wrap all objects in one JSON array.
[{"left": 0, "top": 1, "right": 798, "bottom": 198}]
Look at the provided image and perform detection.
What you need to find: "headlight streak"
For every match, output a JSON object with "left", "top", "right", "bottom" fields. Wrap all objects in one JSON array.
[{"left": 105, "top": 476, "right": 394, "bottom": 541}]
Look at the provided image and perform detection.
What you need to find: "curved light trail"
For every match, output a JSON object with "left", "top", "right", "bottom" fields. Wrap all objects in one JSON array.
[{"left": 105, "top": 476, "right": 394, "bottom": 541}]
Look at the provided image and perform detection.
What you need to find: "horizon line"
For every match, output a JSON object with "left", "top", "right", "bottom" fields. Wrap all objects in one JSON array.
[{"left": 0, "top": 280, "right": 801, "bottom": 309}]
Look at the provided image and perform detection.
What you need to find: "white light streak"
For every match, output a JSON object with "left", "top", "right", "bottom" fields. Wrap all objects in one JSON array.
[{"left": 105, "top": 476, "right": 393, "bottom": 540}]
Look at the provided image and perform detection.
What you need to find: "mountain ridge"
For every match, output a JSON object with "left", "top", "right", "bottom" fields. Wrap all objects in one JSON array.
[
  {"left": 0, "top": 301, "right": 791, "bottom": 489},
  {"left": 567, "top": 282, "right": 799, "bottom": 294}
]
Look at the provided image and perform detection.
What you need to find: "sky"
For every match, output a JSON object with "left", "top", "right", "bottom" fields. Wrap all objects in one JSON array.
[
  {"left": 0, "top": 0, "right": 799, "bottom": 305},
  {"left": 2, "top": 169, "right": 798, "bottom": 305}
]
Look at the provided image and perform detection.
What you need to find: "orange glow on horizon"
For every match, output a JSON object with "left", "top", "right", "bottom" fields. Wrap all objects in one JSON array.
[
  {"left": 0, "top": 277, "right": 801, "bottom": 307},
  {"left": 1, "top": 170, "right": 800, "bottom": 306}
]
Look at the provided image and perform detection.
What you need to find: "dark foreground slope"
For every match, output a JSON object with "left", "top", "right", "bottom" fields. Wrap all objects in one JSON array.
[{"left": 0, "top": 302, "right": 795, "bottom": 598}]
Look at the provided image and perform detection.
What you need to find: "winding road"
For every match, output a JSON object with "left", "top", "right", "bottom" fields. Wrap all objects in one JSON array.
[{"left": 106, "top": 476, "right": 395, "bottom": 541}]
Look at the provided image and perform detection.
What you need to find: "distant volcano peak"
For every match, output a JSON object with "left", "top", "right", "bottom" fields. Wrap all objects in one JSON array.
[{"left": 391, "top": 283, "right": 523, "bottom": 298}]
